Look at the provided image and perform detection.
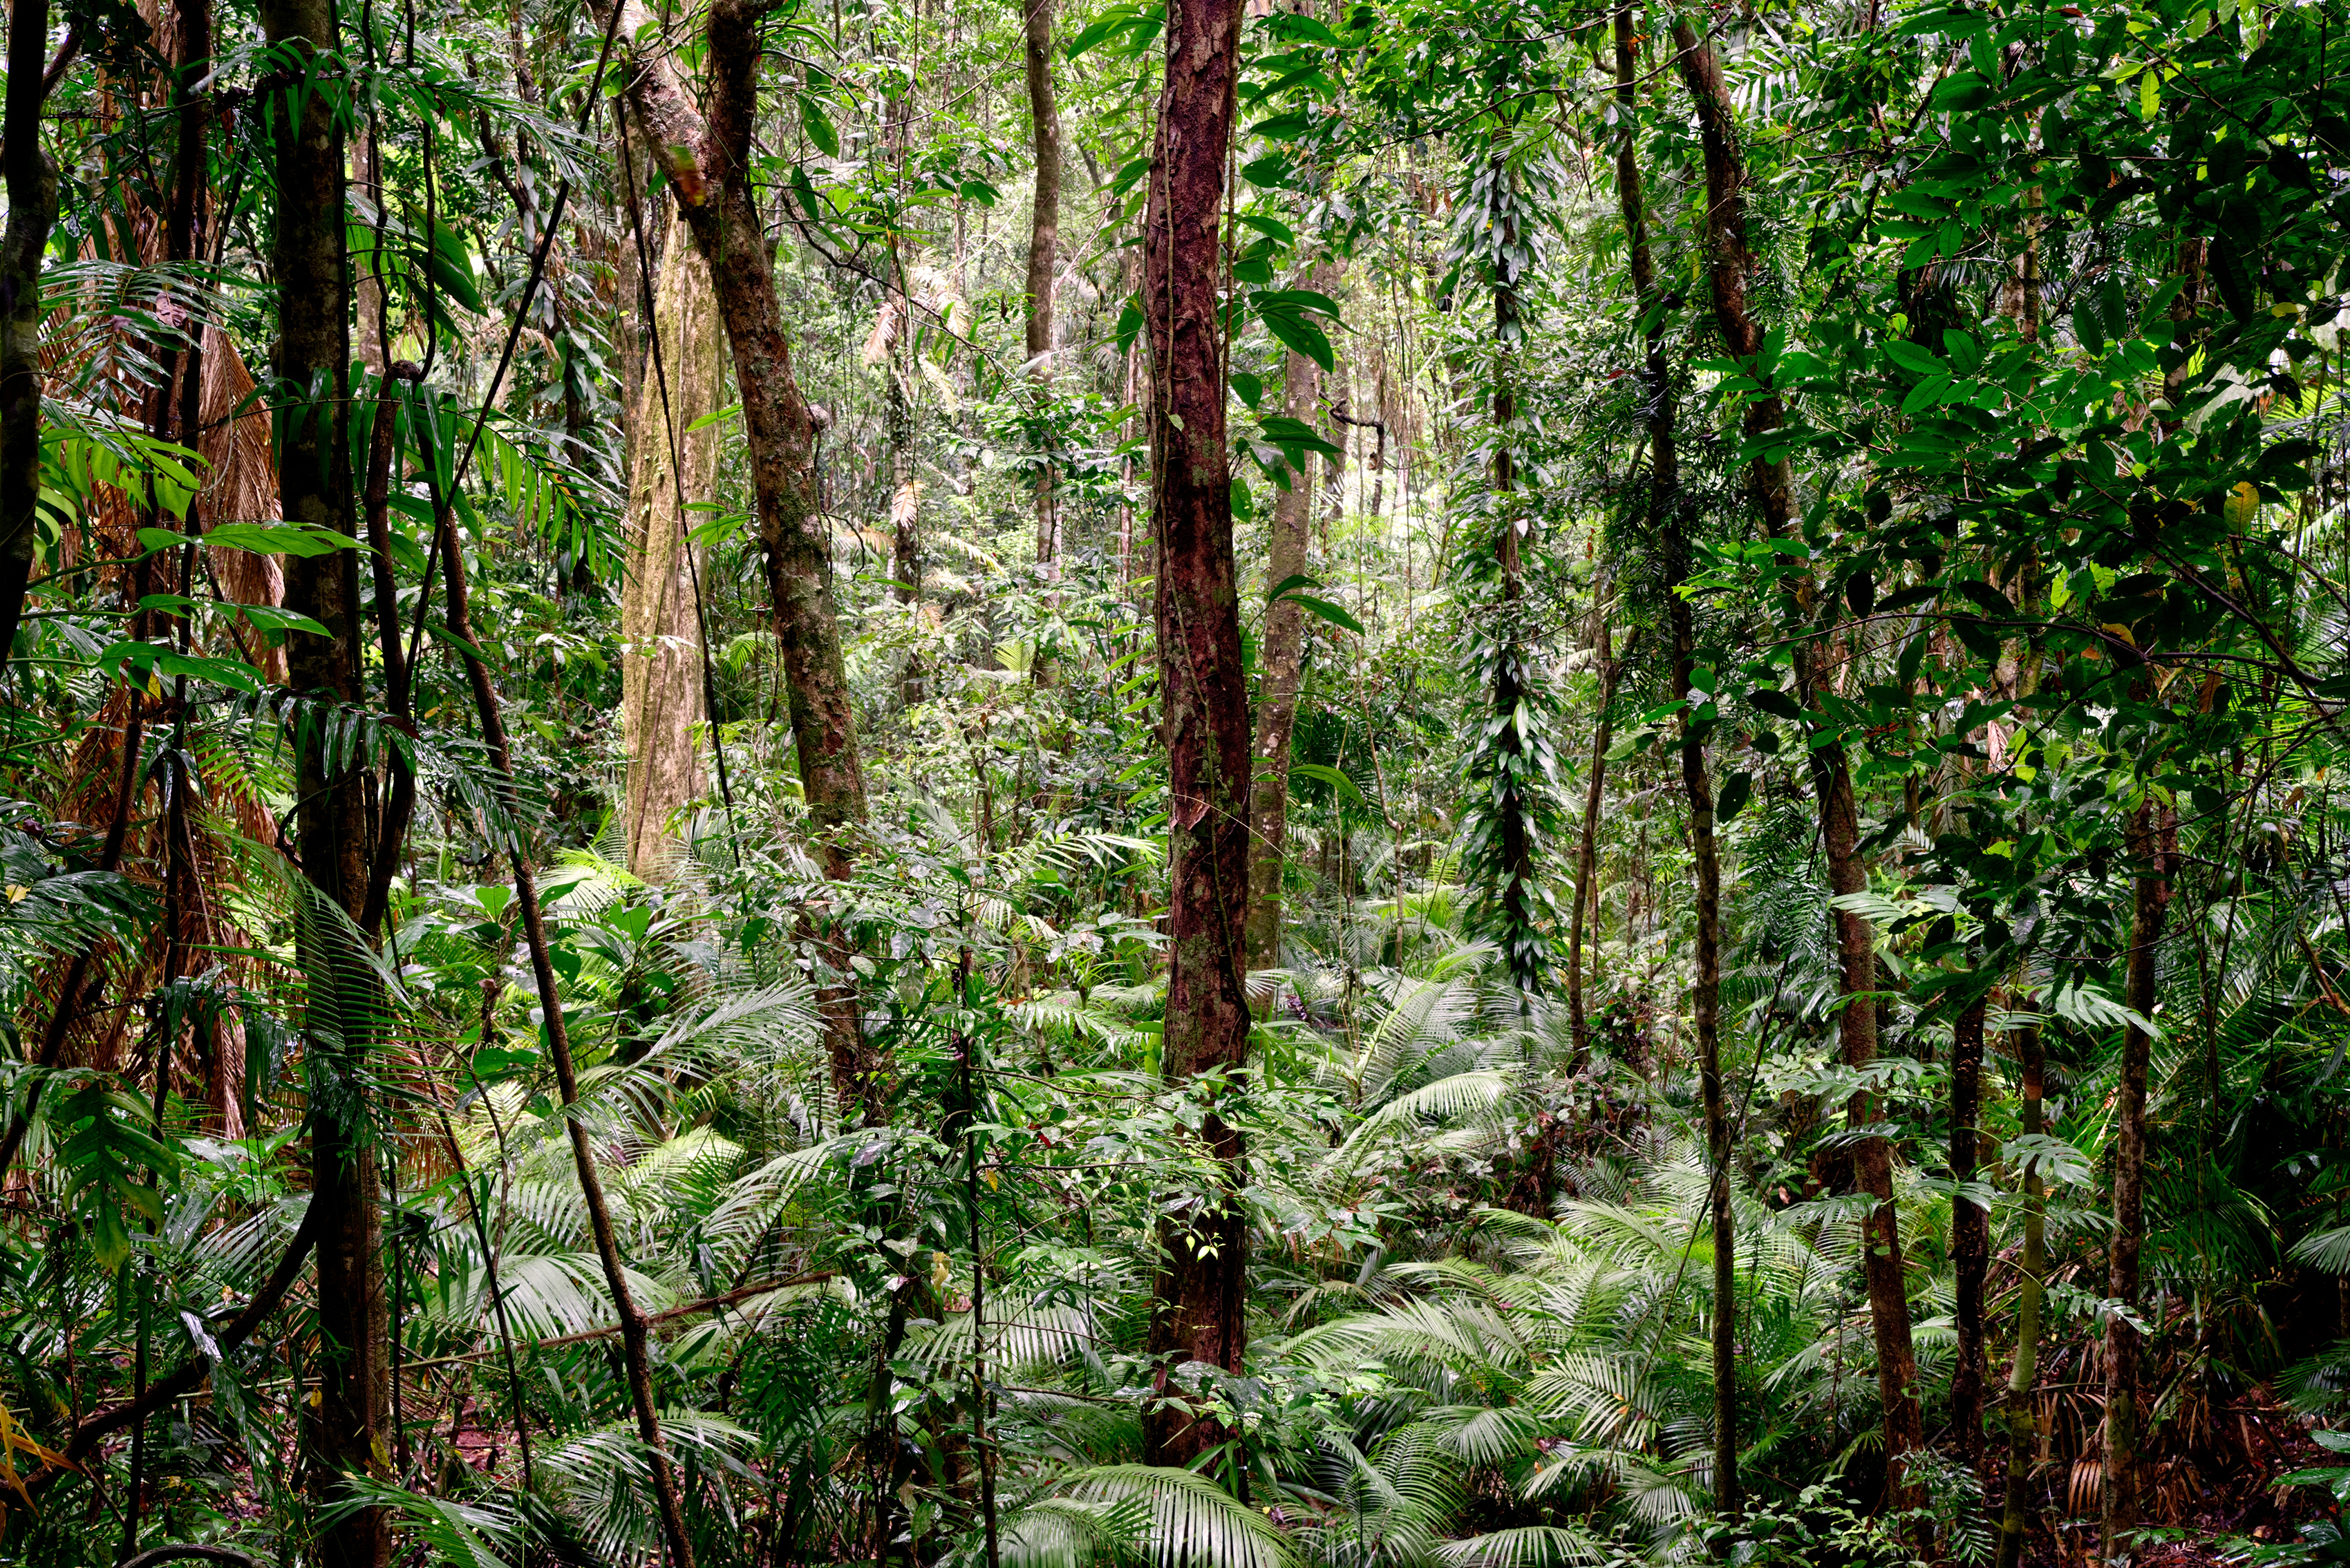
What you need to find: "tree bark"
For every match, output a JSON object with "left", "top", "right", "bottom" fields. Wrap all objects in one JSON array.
[
  {"left": 1023, "top": 0, "right": 1062, "bottom": 578},
  {"left": 1993, "top": 1019, "right": 2047, "bottom": 1568},
  {"left": 260, "top": 0, "right": 386, "bottom": 1556},
  {"left": 1950, "top": 994, "right": 1988, "bottom": 1468},
  {"left": 1566, "top": 612, "right": 1617, "bottom": 1067},
  {"left": 0, "top": 0, "right": 59, "bottom": 670},
  {"left": 2104, "top": 797, "right": 2173, "bottom": 1564},
  {"left": 431, "top": 499, "right": 700, "bottom": 1568},
  {"left": 1242, "top": 261, "right": 1333, "bottom": 979},
  {"left": 1139, "top": 0, "right": 1250, "bottom": 1470},
  {"left": 1671, "top": 17, "right": 1926, "bottom": 1511},
  {"left": 1617, "top": 8, "right": 1735, "bottom": 1512},
  {"left": 621, "top": 205, "right": 718, "bottom": 880},
  {"left": 601, "top": 0, "right": 878, "bottom": 1117}
]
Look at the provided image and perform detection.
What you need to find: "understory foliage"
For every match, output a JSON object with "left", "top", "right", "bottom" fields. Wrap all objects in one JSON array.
[{"left": 6, "top": 0, "right": 2350, "bottom": 1562}]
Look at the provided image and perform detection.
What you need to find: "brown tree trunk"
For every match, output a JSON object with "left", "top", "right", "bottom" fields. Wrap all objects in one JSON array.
[
  {"left": 621, "top": 205, "right": 718, "bottom": 880},
  {"left": 1617, "top": 8, "right": 1735, "bottom": 1511},
  {"left": 1023, "top": 0, "right": 1062, "bottom": 580},
  {"left": 430, "top": 504, "right": 698, "bottom": 1568},
  {"left": 0, "top": 0, "right": 58, "bottom": 668},
  {"left": 1672, "top": 17, "right": 1926, "bottom": 1510},
  {"left": 2105, "top": 797, "right": 2173, "bottom": 1565},
  {"left": 1950, "top": 994, "right": 1988, "bottom": 1468},
  {"left": 1993, "top": 1019, "right": 2047, "bottom": 1568},
  {"left": 603, "top": 0, "right": 877, "bottom": 1117},
  {"left": 1243, "top": 261, "right": 1333, "bottom": 979},
  {"left": 1138, "top": 0, "right": 1250, "bottom": 1470},
  {"left": 261, "top": 0, "right": 386, "bottom": 1553},
  {"left": 1567, "top": 612, "right": 1617, "bottom": 1066}
]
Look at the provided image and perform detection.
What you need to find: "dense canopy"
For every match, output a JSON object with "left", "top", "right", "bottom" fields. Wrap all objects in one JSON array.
[{"left": 3, "top": 0, "right": 2349, "bottom": 1562}]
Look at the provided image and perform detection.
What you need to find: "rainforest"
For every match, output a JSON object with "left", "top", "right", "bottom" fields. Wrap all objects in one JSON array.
[{"left": 0, "top": 0, "right": 2345, "bottom": 1562}]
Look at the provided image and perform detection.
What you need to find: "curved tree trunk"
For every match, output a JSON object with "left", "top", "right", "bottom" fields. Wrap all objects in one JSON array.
[
  {"left": 621, "top": 205, "right": 720, "bottom": 880},
  {"left": 1138, "top": 0, "right": 1250, "bottom": 1470},
  {"left": 602, "top": 0, "right": 878, "bottom": 1118},
  {"left": 1672, "top": 18, "right": 1925, "bottom": 1512}
]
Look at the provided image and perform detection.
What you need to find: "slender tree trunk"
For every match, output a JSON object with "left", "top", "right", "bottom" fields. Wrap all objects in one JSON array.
[
  {"left": 1243, "top": 261, "right": 1333, "bottom": 979},
  {"left": 1993, "top": 1019, "right": 2047, "bottom": 1568},
  {"left": 1672, "top": 18, "right": 1926, "bottom": 1511},
  {"left": 1951, "top": 994, "right": 1988, "bottom": 1468},
  {"left": 261, "top": 0, "right": 385, "bottom": 1556},
  {"left": 604, "top": 0, "right": 878, "bottom": 1117},
  {"left": 0, "top": 0, "right": 58, "bottom": 668},
  {"left": 1023, "top": 0, "right": 1062, "bottom": 581},
  {"left": 1567, "top": 611, "right": 1617, "bottom": 1066},
  {"left": 1617, "top": 8, "right": 1735, "bottom": 1511},
  {"left": 2104, "top": 796, "right": 2173, "bottom": 1565},
  {"left": 430, "top": 505, "right": 699, "bottom": 1568},
  {"left": 621, "top": 206, "right": 718, "bottom": 880},
  {"left": 1138, "top": 0, "right": 1249, "bottom": 1469}
]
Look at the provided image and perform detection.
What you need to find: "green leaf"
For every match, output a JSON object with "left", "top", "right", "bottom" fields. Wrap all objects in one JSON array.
[
  {"left": 1288, "top": 594, "right": 1363, "bottom": 635},
  {"left": 1266, "top": 572, "right": 1319, "bottom": 603},
  {"left": 2071, "top": 297, "right": 2107, "bottom": 358},
  {"left": 800, "top": 94, "right": 840, "bottom": 156},
  {"left": 1883, "top": 340, "right": 1946, "bottom": 378},
  {"left": 1716, "top": 771, "right": 1754, "bottom": 822},
  {"left": 1291, "top": 762, "right": 1365, "bottom": 804}
]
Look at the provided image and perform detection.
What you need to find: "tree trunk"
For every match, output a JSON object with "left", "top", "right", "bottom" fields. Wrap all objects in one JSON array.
[
  {"left": 603, "top": 0, "right": 878, "bottom": 1117},
  {"left": 430, "top": 504, "right": 699, "bottom": 1568},
  {"left": 1243, "top": 261, "right": 1333, "bottom": 979},
  {"left": 621, "top": 205, "right": 719, "bottom": 880},
  {"left": 1951, "top": 994, "right": 1988, "bottom": 1468},
  {"left": 261, "top": 0, "right": 386, "bottom": 1554},
  {"left": 1617, "top": 8, "right": 1735, "bottom": 1511},
  {"left": 1138, "top": 0, "right": 1249, "bottom": 1470},
  {"left": 1023, "top": 0, "right": 1062, "bottom": 580},
  {"left": 1566, "top": 611, "right": 1617, "bottom": 1067},
  {"left": 2105, "top": 797, "right": 2173, "bottom": 1565},
  {"left": 1671, "top": 17, "right": 1926, "bottom": 1510},
  {"left": 0, "top": 0, "right": 58, "bottom": 669},
  {"left": 1993, "top": 1019, "right": 2047, "bottom": 1568}
]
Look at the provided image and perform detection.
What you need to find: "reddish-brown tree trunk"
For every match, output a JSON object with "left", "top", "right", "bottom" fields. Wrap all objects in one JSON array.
[
  {"left": 262, "top": 0, "right": 386, "bottom": 1553},
  {"left": 1140, "top": 0, "right": 1250, "bottom": 1470}
]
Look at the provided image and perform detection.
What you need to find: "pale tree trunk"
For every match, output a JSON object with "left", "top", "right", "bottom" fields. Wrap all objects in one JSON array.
[
  {"left": 1672, "top": 18, "right": 1925, "bottom": 1513},
  {"left": 1140, "top": 0, "right": 1250, "bottom": 1470},
  {"left": 1023, "top": 0, "right": 1062, "bottom": 580},
  {"left": 621, "top": 205, "right": 719, "bottom": 880},
  {"left": 1617, "top": 7, "right": 1734, "bottom": 1511},
  {"left": 1951, "top": 995, "right": 1989, "bottom": 1467},
  {"left": 1243, "top": 257, "right": 1335, "bottom": 979},
  {"left": 1566, "top": 610, "right": 1616, "bottom": 1067}
]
